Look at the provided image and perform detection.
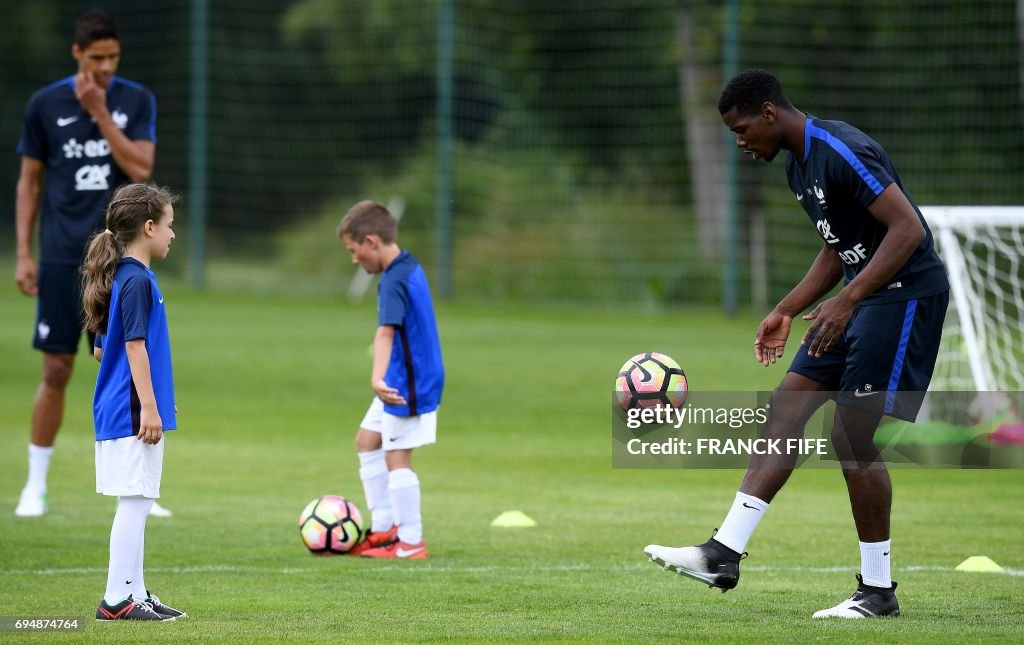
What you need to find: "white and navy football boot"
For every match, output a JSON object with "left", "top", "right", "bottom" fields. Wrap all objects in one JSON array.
[
  {"left": 812, "top": 575, "right": 900, "bottom": 619},
  {"left": 644, "top": 530, "right": 745, "bottom": 592},
  {"left": 145, "top": 591, "right": 188, "bottom": 619},
  {"left": 96, "top": 596, "right": 174, "bottom": 621}
]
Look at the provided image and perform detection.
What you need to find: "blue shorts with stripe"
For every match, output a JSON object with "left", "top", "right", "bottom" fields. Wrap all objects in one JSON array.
[{"left": 787, "top": 291, "right": 949, "bottom": 422}]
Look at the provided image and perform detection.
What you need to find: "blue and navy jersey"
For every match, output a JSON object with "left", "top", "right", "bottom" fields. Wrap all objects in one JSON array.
[
  {"left": 93, "top": 258, "right": 175, "bottom": 441},
  {"left": 786, "top": 117, "right": 948, "bottom": 304},
  {"left": 17, "top": 75, "right": 157, "bottom": 265},
  {"left": 377, "top": 250, "right": 444, "bottom": 416}
]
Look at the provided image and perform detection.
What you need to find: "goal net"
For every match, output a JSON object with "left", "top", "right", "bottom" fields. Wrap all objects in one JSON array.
[{"left": 923, "top": 206, "right": 1024, "bottom": 400}]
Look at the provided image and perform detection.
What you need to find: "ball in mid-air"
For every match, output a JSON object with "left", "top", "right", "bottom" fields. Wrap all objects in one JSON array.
[{"left": 615, "top": 352, "right": 688, "bottom": 410}]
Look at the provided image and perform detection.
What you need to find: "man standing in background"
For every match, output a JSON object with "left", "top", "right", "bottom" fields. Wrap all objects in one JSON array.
[{"left": 14, "top": 10, "right": 170, "bottom": 518}]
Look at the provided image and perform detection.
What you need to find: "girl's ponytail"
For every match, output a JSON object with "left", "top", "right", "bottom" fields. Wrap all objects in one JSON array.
[{"left": 81, "top": 229, "right": 122, "bottom": 334}]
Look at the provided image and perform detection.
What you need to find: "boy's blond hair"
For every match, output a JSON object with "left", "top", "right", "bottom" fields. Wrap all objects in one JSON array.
[{"left": 337, "top": 200, "right": 397, "bottom": 244}]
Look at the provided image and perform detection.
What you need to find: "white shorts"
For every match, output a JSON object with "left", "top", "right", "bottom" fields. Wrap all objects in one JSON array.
[
  {"left": 95, "top": 435, "right": 165, "bottom": 498},
  {"left": 360, "top": 397, "right": 437, "bottom": 451}
]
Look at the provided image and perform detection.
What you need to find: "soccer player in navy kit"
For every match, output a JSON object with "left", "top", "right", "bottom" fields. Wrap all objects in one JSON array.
[
  {"left": 338, "top": 201, "right": 444, "bottom": 559},
  {"left": 645, "top": 70, "right": 949, "bottom": 619},
  {"left": 82, "top": 183, "right": 185, "bottom": 621},
  {"left": 13, "top": 11, "right": 169, "bottom": 517}
]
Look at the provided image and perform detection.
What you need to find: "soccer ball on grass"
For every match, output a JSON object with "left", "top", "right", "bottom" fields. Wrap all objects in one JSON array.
[{"left": 299, "top": 495, "right": 364, "bottom": 555}]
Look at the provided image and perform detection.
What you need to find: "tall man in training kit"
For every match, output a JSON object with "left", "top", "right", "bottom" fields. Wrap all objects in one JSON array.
[
  {"left": 645, "top": 69, "right": 949, "bottom": 619},
  {"left": 14, "top": 11, "right": 169, "bottom": 517}
]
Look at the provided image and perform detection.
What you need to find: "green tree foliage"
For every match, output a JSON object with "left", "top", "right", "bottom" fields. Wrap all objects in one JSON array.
[{"left": 2, "top": 1, "right": 1021, "bottom": 304}]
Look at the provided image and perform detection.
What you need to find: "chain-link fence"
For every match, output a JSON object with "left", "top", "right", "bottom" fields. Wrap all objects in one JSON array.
[{"left": 3, "top": 1, "right": 1022, "bottom": 305}]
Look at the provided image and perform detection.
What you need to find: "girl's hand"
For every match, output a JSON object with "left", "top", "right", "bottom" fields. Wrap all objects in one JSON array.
[{"left": 137, "top": 406, "right": 163, "bottom": 444}]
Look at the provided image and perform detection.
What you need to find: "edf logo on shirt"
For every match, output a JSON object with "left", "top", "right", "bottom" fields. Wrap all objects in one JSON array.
[
  {"left": 62, "top": 137, "right": 112, "bottom": 190},
  {"left": 817, "top": 218, "right": 867, "bottom": 266}
]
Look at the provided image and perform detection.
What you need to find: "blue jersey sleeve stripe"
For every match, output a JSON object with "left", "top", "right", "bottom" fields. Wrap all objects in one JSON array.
[
  {"left": 808, "top": 123, "right": 885, "bottom": 196},
  {"left": 884, "top": 299, "right": 918, "bottom": 414},
  {"left": 803, "top": 120, "right": 812, "bottom": 163},
  {"left": 147, "top": 91, "right": 157, "bottom": 142},
  {"left": 44, "top": 76, "right": 76, "bottom": 92},
  {"left": 111, "top": 76, "right": 143, "bottom": 90}
]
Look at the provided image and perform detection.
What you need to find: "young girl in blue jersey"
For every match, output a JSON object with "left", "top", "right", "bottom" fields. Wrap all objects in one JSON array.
[
  {"left": 337, "top": 201, "right": 445, "bottom": 559},
  {"left": 81, "top": 183, "right": 185, "bottom": 621}
]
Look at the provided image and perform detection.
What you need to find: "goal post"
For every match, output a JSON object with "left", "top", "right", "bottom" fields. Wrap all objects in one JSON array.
[{"left": 922, "top": 206, "right": 1024, "bottom": 395}]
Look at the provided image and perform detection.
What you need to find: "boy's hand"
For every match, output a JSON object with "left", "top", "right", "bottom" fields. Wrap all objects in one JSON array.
[
  {"left": 137, "top": 405, "right": 163, "bottom": 444},
  {"left": 373, "top": 379, "right": 407, "bottom": 406}
]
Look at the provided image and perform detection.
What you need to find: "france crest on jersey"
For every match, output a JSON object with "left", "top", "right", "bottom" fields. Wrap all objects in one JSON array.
[
  {"left": 93, "top": 258, "right": 175, "bottom": 441},
  {"left": 17, "top": 75, "right": 157, "bottom": 265},
  {"left": 785, "top": 117, "right": 948, "bottom": 304}
]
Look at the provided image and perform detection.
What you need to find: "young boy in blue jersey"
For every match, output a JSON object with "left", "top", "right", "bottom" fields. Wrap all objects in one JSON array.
[
  {"left": 14, "top": 11, "right": 168, "bottom": 518},
  {"left": 337, "top": 201, "right": 444, "bottom": 559},
  {"left": 645, "top": 70, "right": 949, "bottom": 619},
  {"left": 81, "top": 184, "right": 185, "bottom": 621}
]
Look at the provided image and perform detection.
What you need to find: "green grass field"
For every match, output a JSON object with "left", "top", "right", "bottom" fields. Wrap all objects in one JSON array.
[{"left": 1, "top": 275, "right": 1021, "bottom": 643}]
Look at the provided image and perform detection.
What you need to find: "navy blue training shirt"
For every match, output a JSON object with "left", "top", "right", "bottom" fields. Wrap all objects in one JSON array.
[
  {"left": 786, "top": 117, "right": 948, "bottom": 304},
  {"left": 93, "top": 258, "right": 175, "bottom": 441},
  {"left": 377, "top": 250, "right": 444, "bottom": 417},
  {"left": 17, "top": 75, "right": 157, "bottom": 265}
]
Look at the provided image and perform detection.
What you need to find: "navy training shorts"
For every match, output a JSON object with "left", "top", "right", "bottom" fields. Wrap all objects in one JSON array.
[
  {"left": 33, "top": 262, "right": 95, "bottom": 354},
  {"left": 788, "top": 291, "right": 949, "bottom": 422}
]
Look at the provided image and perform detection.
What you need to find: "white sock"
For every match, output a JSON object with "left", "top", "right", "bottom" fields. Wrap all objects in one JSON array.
[
  {"left": 860, "top": 539, "right": 892, "bottom": 588},
  {"left": 713, "top": 492, "right": 769, "bottom": 553},
  {"left": 131, "top": 526, "right": 148, "bottom": 601},
  {"left": 26, "top": 444, "right": 54, "bottom": 493},
  {"left": 104, "top": 496, "right": 152, "bottom": 605},
  {"left": 388, "top": 468, "right": 422, "bottom": 544},
  {"left": 358, "top": 450, "right": 393, "bottom": 532}
]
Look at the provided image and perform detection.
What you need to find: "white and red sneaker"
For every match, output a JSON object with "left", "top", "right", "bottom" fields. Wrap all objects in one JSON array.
[
  {"left": 349, "top": 525, "right": 399, "bottom": 556},
  {"left": 359, "top": 538, "right": 429, "bottom": 559}
]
